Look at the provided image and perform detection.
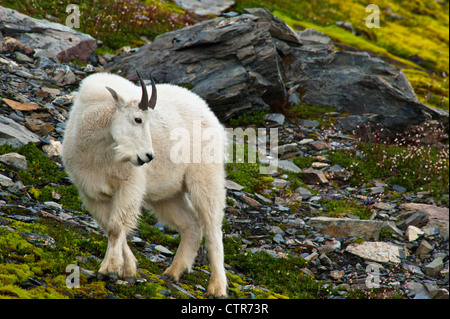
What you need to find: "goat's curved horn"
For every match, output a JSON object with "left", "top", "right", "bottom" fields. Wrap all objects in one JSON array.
[
  {"left": 136, "top": 71, "right": 157, "bottom": 111},
  {"left": 136, "top": 71, "right": 149, "bottom": 111},
  {"left": 148, "top": 73, "right": 157, "bottom": 110}
]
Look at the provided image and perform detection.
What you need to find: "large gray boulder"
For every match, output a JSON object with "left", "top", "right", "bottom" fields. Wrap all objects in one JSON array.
[
  {"left": 108, "top": 8, "right": 447, "bottom": 132},
  {"left": 108, "top": 8, "right": 300, "bottom": 120},
  {"left": 0, "top": 6, "right": 97, "bottom": 63},
  {"left": 286, "top": 28, "right": 448, "bottom": 132}
]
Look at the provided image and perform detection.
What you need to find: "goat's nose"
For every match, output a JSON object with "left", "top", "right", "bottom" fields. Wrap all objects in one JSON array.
[{"left": 146, "top": 153, "right": 154, "bottom": 162}]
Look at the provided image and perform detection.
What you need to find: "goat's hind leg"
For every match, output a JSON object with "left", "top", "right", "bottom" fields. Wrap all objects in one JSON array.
[
  {"left": 150, "top": 193, "right": 202, "bottom": 282},
  {"left": 188, "top": 178, "right": 227, "bottom": 298}
]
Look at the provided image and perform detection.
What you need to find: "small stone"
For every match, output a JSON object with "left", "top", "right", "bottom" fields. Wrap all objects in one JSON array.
[
  {"left": 369, "top": 186, "right": 385, "bottom": 195},
  {"left": 396, "top": 211, "right": 428, "bottom": 230},
  {"left": 299, "top": 138, "right": 314, "bottom": 145},
  {"left": 0, "top": 174, "right": 14, "bottom": 187},
  {"left": 0, "top": 152, "right": 28, "bottom": 171},
  {"left": 319, "top": 253, "right": 332, "bottom": 267},
  {"left": 424, "top": 258, "right": 444, "bottom": 277},
  {"left": 239, "top": 194, "right": 262, "bottom": 208},
  {"left": 225, "top": 179, "right": 244, "bottom": 191},
  {"left": 299, "top": 119, "right": 320, "bottom": 128},
  {"left": 265, "top": 113, "right": 285, "bottom": 125},
  {"left": 311, "top": 140, "right": 329, "bottom": 150},
  {"left": 302, "top": 168, "right": 329, "bottom": 184},
  {"left": 42, "top": 140, "right": 62, "bottom": 157},
  {"left": 294, "top": 187, "right": 313, "bottom": 200},
  {"left": 15, "top": 51, "right": 34, "bottom": 63},
  {"left": 44, "top": 201, "right": 62, "bottom": 210},
  {"left": 276, "top": 160, "right": 302, "bottom": 173},
  {"left": 273, "top": 234, "right": 285, "bottom": 244},
  {"left": 329, "top": 270, "right": 345, "bottom": 280},
  {"left": 326, "top": 164, "right": 353, "bottom": 181},
  {"left": 392, "top": 184, "right": 407, "bottom": 193},
  {"left": 25, "top": 116, "right": 55, "bottom": 135},
  {"left": 304, "top": 252, "right": 319, "bottom": 263},
  {"left": 20, "top": 232, "right": 56, "bottom": 249},
  {"left": 374, "top": 202, "right": 396, "bottom": 211},
  {"left": 253, "top": 193, "right": 272, "bottom": 205},
  {"left": 270, "top": 225, "right": 285, "bottom": 235},
  {"left": 311, "top": 162, "right": 329, "bottom": 169},
  {"left": 436, "top": 288, "right": 449, "bottom": 299},
  {"left": 272, "top": 143, "right": 298, "bottom": 155},
  {"left": 405, "top": 225, "right": 424, "bottom": 241},
  {"left": 271, "top": 178, "right": 289, "bottom": 188},
  {"left": 155, "top": 245, "right": 173, "bottom": 255}
]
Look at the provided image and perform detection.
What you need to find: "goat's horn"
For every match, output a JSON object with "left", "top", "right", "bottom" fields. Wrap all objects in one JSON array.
[
  {"left": 148, "top": 73, "right": 157, "bottom": 110},
  {"left": 136, "top": 71, "right": 149, "bottom": 111}
]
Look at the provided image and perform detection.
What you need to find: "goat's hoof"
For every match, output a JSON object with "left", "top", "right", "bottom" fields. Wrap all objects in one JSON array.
[{"left": 161, "top": 273, "right": 178, "bottom": 283}]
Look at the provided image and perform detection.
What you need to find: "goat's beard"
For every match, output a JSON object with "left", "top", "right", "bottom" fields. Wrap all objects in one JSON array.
[{"left": 113, "top": 143, "right": 135, "bottom": 164}]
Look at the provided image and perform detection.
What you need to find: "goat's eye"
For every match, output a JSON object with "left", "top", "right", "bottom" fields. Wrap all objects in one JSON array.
[{"left": 134, "top": 117, "right": 142, "bottom": 124}]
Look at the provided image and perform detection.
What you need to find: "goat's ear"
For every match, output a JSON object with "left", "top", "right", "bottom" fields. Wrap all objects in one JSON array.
[{"left": 105, "top": 86, "right": 125, "bottom": 106}]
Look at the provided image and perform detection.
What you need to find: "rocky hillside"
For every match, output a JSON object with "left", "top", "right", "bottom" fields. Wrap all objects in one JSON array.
[{"left": 0, "top": 1, "right": 449, "bottom": 300}]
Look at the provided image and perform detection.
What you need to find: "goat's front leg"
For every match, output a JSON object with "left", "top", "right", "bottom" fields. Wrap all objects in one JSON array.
[{"left": 98, "top": 180, "right": 143, "bottom": 281}]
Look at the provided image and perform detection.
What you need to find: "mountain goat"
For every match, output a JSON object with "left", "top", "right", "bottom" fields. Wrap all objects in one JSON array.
[{"left": 62, "top": 72, "right": 227, "bottom": 297}]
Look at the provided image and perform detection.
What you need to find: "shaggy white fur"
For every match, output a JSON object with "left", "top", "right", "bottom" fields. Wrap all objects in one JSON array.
[{"left": 62, "top": 72, "right": 227, "bottom": 297}]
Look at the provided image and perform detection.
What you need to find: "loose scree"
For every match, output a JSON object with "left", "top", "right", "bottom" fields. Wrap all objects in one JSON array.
[{"left": 61, "top": 72, "right": 227, "bottom": 297}]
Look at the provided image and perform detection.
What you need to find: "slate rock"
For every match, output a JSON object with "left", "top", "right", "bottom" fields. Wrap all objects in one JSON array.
[
  {"left": 405, "top": 225, "right": 424, "bottom": 241},
  {"left": 0, "top": 6, "right": 97, "bottom": 63},
  {"left": 0, "top": 115, "right": 40, "bottom": 148},
  {"left": 20, "top": 232, "right": 56, "bottom": 249},
  {"left": 424, "top": 258, "right": 444, "bottom": 277},
  {"left": 302, "top": 168, "right": 329, "bottom": 184},
  {"left": 309, "top": 217, "right": 385, "bottom": 240},
  {"left": 107, "top": 9, "right": 448, "bottom": 132},
  {"left": 108, "top": 9, "right": 293, "bottom": 121},
  {"left": 345, "top": 241, "right": 404, "bottom": 263},
  {"left": 400, "top": 203, "right": 449, "bottom": 237},
  {"left": 288, "top": 29, "right": 447, "bottom": 134}
]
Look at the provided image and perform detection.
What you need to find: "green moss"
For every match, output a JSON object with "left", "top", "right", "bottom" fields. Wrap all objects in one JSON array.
[
  {"left": 230, "top": 251, "right": 333, "bottom": 298},
  {"left": 0, "top": 143, "right": 66, "bottom": 185},
  {"left": 328, "top": 141, "right": 449, "bottom": 197},
  {"left": 138, "top": 210, "right": 180, "bottom": 249},
  {"left": 228, "top": 110, "right": 269, "bottom": 128},
  {"left": 319, "top": 198, "right": 372, "bottom": 220}
]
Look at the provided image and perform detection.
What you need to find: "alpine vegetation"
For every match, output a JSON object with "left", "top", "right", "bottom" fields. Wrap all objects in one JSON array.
[{"left": 62, "top": 72, "right": 227, "bottom": 297}]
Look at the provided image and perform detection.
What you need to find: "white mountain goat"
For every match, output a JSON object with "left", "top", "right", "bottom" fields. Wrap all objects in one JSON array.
[{"left": 62, "top": 72, "right": 227, "bottom": 297}]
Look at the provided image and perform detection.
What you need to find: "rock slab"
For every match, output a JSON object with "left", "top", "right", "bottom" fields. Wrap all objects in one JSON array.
[
  {"left": 0, "top": 115, "right": 40, "bottom": 148},
  {"left": 309, "top": 216, "right": 385, "bottom": 240},
  {"left": 0, "top": 6, "right": 97, "bottom": 62},
  {"left": 345, "top": 241, "right": 404, "bottom": 264},
  {"left": 108, "top": 9, "right": 447, "bottom": 132},
  {"left": 400, "top": 203, "right": 449, "bottom": 237}
]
